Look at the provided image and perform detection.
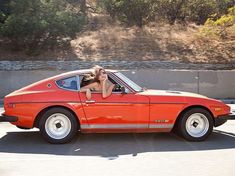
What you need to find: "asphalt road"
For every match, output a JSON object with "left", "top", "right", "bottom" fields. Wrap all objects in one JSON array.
[{"left": 1, "top": 106, "right": 235, "bottom": 176}]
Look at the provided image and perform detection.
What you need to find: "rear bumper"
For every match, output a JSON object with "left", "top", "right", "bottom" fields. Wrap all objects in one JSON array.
[
  {"left": 214, "top": 114, "right": 235, "bottom": 127},
  {"left": 0, "top": 114, "right": 18, "bottom": 122}
]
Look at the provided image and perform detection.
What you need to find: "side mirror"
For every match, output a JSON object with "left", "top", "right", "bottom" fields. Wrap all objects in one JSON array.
[{"left": 121, "top": 86, "right": 127, "bottom": 94}]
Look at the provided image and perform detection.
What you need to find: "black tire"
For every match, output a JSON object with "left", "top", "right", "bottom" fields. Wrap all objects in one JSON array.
[
  {"left": 177, "top": 108, "right": 213, "bottom": 141},
  {"left": 39, "top": 107, "right": 78, "bottom": 144}
]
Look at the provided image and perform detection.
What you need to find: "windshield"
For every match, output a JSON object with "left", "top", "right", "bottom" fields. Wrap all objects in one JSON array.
[{"left": 115, "top": 72, "right": 143, "bottom": 92}]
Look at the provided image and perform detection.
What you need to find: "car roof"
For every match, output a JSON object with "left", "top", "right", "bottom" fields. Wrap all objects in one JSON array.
[
  {"left": 14, "top": 69, "right": 118, "bottom": 92},
  {"left": 38, "top": 69, "right": 117, "bottom": 83},
  {"left": 54, "top": 69, "right": 118, "bottom": 80}
]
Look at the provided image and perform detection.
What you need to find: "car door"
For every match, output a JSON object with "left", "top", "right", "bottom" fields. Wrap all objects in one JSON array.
[{"left": 79, "top": 73, "right": 150, "bottom": 131}]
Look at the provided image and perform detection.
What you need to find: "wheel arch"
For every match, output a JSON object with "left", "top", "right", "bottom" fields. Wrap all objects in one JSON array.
[
  {"left": 173, "top": 105, "right": 215, "bottom": 130},
  {"left": 33, "top": 105, "right": 80, "bottom": 129}
]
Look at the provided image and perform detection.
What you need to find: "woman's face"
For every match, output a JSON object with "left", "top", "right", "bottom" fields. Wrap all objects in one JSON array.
[{"left": 98, "top": 69, "right": 107, "bottom": 81}]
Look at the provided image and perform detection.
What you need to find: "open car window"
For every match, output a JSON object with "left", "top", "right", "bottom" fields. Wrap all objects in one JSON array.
[
  {"left": 108, "top": 75, "right": 126, "bottom": 93},
  {"left": 79, "top": 72, "right": 130, "bottom": 93},
  {"left": 80, "top": 73, "right": 95, "bottom": 88},
  {"left": 56, "top": 76, "right": 79, "bottom": 91}
]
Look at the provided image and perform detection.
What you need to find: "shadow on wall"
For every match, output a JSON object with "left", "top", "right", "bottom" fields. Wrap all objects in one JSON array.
[{"left": 0, "top": 130, "right": 234, "bottom": 159}]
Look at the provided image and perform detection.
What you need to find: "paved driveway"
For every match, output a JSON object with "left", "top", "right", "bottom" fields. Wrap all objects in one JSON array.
[{"left": 0, "top": 106, "right": 235, "bottom": 176}]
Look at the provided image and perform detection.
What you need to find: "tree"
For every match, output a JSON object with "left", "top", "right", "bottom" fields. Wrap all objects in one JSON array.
[
  {"left": 103, "top": 0, "right": 156, "bottom": 27},
  {"left": 102, "top": 0, "right": 235, "bottom": 25},
  {"left": 0, "top": 0, "right": 86, "bottom": 54}
]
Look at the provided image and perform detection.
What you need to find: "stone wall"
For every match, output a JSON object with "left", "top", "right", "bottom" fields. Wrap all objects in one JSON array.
[{"left": 1, "top": 60, "right": 235, "bottom": 70}]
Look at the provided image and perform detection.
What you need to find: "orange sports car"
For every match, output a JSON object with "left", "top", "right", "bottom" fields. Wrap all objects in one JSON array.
[{"left": 0, "top": 69, "right": 232, "bottom": 143}]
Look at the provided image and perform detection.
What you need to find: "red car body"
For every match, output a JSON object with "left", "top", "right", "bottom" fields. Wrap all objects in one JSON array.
[{"left": 0, "top": 69, "right": 231, "bottom": 143}]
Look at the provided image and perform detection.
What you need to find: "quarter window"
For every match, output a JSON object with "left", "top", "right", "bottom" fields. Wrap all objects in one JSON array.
[{"left": 56, "top": 76, "right": 79, "bottom": 91}]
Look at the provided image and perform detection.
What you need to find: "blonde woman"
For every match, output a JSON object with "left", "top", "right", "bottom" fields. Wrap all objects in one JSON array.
[{"left": 80, "top": 66, "right": 115, "bottom": 99}]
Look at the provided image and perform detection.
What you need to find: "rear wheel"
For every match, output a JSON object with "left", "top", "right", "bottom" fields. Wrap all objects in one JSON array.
[
  {"left": 177, "top": 108, "right": 213, "bottom": 141},
  {"left": 39, "top": 107, "right": 78, "bottom": 144}
]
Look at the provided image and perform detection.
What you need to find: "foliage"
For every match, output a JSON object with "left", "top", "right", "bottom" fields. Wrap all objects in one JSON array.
[
  {"left": 101, "top": 0, "right": 156, "bottom": 27},
  {"left": 201, "top": 6, "right": 235, "bottom": 39},
  {"left": 0, "top": 0, "right": 86, "bottom": 54},
  {"left": 185, "top": 0, "right": 234, "bottom": 24},
  {"left": 0, "top": 11, "right": 6, "bottom": 23},
  {"left": 0, "top": 0, "right": 234, "bottom": 55},
  {"left": 154, "top": 0, "right": 188, "bottom": 24},
  {"left": 0, "top": 0, "right": 10, "bottom": 23},
  {"left": 101, "top": 0, "right": 235, "bottom": 26}
]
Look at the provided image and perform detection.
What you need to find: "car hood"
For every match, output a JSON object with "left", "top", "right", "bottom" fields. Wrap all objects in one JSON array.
[{"left": 138, "top": 89, "right": 207, "bottom": 98}]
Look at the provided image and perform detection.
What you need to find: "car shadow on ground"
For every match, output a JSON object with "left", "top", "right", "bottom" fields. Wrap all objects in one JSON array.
[{"left": 0, "top": 129, "right": 235, "bottom": 158}]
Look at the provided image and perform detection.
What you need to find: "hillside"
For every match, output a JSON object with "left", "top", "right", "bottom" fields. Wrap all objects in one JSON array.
[
  {"left": 0, "top": 0, "right": 234, "bottom": 64},
  {"left": 69, "top": 14, "right": 235, "bottom": 64}
]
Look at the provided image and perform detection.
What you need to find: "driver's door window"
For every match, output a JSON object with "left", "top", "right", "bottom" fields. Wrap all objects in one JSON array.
[{"left": 79, "top": 73, "right": 129, "bottom": 94}]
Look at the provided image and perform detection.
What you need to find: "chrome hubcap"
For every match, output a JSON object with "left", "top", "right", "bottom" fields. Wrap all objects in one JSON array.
[
  {"left": 186, "top": 113, "right": 209, "bottom": 138},
  {"left": 45, "top": 113, "right": 71, "bottom": 139}
]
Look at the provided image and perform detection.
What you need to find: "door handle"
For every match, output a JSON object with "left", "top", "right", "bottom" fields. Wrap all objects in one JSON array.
[{"left": 85, "top": 100, "right": 96, "bottom": 104}]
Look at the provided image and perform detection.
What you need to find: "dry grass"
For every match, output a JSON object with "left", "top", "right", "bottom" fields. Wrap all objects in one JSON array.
[
  {"left": 0, "top": 13, "right": 234, "bottom": 63},
  {"left": 70, "top": 14, "right": 235, "bottom": 63}
]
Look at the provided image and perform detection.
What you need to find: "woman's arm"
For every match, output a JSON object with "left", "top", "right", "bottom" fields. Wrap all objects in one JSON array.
[
  {"left": 80, "top": 82, "right": 97, "bottom": 99},
  {"left": 80, "top": 82, "right": 97, "bottom": 92},
  {"left": 101, "top": 80, "right": 115, "bottom": 98}
]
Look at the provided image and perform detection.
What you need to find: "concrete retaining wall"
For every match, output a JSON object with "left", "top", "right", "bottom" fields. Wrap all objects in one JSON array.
[{"left": 1, "top": 70, "right": 235, "bottom": 99}]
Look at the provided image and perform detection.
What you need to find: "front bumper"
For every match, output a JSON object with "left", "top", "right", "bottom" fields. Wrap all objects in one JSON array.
[
  {"left": 228, "top": 114, "right": 235, "bottom": 120},
  {"left": 0, "top": 114, "right": 18, "bottom": 122},
  {"left": 214, "top": 114, "right": 235, "bottom": 127}
]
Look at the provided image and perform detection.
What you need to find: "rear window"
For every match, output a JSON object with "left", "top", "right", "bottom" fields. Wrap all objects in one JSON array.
[{"left": 56, "top": 76, "right": 79, "bottom": 91}]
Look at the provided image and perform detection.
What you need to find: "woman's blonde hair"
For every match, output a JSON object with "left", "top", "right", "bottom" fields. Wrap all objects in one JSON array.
[{"left": 92, "top": 65, "right": 105, "bottom": 83}]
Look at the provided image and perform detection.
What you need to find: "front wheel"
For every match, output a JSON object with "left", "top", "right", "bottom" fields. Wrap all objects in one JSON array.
[
  {"left": 39, "top": 108, "right": 78, "bottom": 144},
  {"left": 178, "top": 108, "right": 213, "bottom": 141}
]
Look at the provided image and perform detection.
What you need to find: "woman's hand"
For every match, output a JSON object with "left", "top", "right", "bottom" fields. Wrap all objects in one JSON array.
[
  {"left": 100, "top": 74, "right": 108, "bottom": 83},
  {"left": 103, "top": 74, "right": 108, "bottom": 81},
  {"left": 86, "top": 89, "right": 92, "bottom": 100}
]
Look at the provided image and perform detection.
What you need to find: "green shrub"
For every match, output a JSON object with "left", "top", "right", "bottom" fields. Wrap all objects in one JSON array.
[
  {"left": 0, "top": 0, "right": 10, "bottom": 23},
  {"left": 0, "top": 0, "right": 86, "bottom": 54},
  {"left": 102, "top": 0, "right": 156, "bottom": 27},
  {"left": 186, "top": 0, "right": 234, "bottom": 24},
  {"left": 101, "top": 0, "right": 235, "bottom": 25},
  {"left": 153, "top": 0, "right": 186, "bottom": 24},
  {"left": 201, "top": 6, "right": 235, "bottom": 39}
]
